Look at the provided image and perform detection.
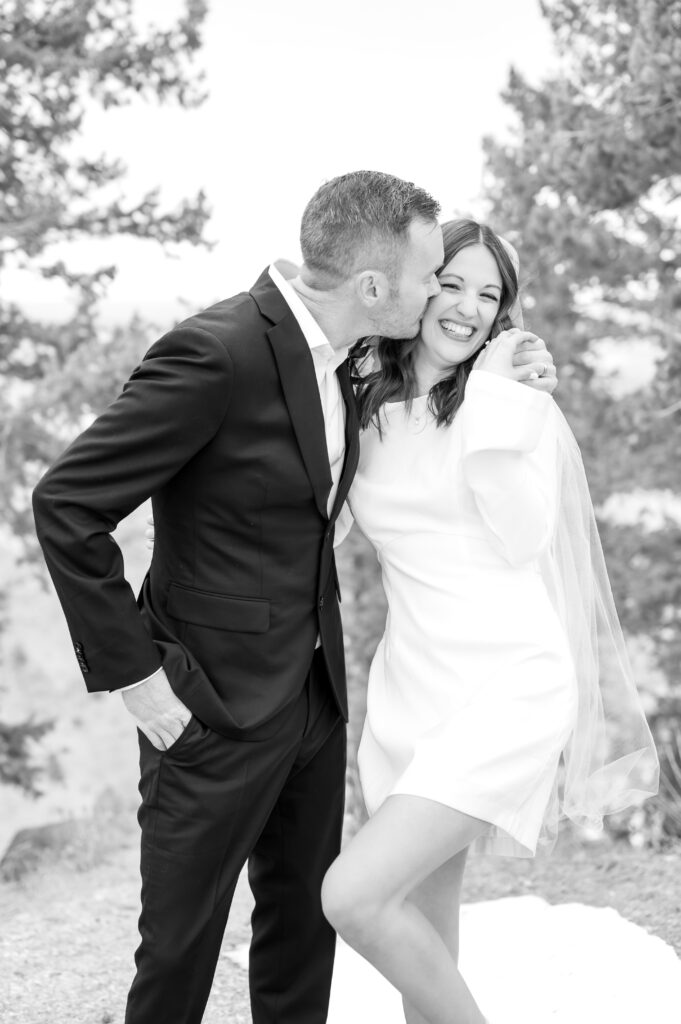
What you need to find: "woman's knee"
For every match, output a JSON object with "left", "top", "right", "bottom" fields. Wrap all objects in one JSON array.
[{"left": 321, "top": 858, "right": 380, "bottom": 944}]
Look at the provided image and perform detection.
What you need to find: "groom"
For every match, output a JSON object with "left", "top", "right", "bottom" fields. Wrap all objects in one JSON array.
[{"left": 33, "top": 170, "right": 556, "bottom": 1024}]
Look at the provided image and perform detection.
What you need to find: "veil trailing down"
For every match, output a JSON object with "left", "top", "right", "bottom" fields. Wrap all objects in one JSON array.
[
  {"left": 536, "top": 412, "right": 659, "bottom": 845},
  {"left": 499, "top": 235, "right": 659, "bottom": 846}
]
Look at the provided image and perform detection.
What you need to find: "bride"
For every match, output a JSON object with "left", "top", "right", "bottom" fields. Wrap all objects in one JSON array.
[{"left": 320, "top": 219, "right": 659, "bottom": 1024}]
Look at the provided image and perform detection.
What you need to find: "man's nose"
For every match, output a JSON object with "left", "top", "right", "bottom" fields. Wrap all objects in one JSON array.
[{"left": 428, "top": 275, "right": 441, "bottom": 298}]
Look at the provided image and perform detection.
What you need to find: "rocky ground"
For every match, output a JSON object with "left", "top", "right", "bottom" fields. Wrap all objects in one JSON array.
[{"left": 0, "top": 824, "right": 252, "bottom": 1024}]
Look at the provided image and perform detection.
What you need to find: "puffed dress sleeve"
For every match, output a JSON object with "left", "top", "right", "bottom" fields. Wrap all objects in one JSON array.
[{"left": 460, "top": 369, "right": 558, "bottom": 566}]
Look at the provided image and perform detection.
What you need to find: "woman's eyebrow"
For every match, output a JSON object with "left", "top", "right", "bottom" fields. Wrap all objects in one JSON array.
[{"left": 439, "top": 273, "right": 501, "bottom": 290}]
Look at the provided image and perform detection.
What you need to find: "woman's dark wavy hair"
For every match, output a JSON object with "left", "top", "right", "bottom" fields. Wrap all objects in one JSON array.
[{"left": 351, "top": 219, "right": 520, "bottom": 431}]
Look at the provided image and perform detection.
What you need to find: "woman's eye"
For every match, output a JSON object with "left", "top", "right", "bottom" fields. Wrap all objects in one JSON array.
[
  {"left": 441, "top": 282, "right": 460, "bottom": 291},
  {"left": 482, "top": 293, "right": 500, "bottom": 302}
]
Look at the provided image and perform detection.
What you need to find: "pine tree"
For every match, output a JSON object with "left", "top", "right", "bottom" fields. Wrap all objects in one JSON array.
[
  {"left": 483, "top": 0, "right": 681, "bottom": 834},
  {"left": 0, "top": 0, "right": 209, "bottom": 792}
]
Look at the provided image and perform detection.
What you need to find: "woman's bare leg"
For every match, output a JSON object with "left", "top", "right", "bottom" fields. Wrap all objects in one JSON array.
[
  {"left": 322, "top": 795, "right": 487, "bottom": 1024},
  {"left": 402, "top": 848, "right": 468, "bottom": 1024}
]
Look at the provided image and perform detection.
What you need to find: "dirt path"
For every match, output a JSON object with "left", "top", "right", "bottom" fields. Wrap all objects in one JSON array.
[
  {"left": 2, "top": 822, "right": 679, "bottom": 1024},
  {"left": 0, "top": 833, "right": 254, "bottom": 1024}
]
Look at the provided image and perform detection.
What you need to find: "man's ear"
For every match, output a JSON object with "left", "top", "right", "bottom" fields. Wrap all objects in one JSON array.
[{"left": 356, "top": 269, "right": 390, "bottom": 308}]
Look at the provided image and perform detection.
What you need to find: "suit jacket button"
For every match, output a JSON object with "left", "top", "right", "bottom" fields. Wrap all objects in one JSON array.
[{"left": 318, "top": 596, "right": 324, "bottom": 610}]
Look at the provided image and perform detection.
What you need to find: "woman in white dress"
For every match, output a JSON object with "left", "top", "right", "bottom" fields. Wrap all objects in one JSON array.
[{"left": 321, "top": 220, "right": 658, "bottom": 1024}]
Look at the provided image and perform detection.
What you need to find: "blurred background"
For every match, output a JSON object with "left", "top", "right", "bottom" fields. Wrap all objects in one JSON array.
[{"left": 1, "top": 0, "right": 680, "bottom": 872}]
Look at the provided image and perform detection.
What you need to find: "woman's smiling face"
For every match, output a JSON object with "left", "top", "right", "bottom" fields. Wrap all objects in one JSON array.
[{"left": 417, "top": 243, "right": 503, "bottom": 379}]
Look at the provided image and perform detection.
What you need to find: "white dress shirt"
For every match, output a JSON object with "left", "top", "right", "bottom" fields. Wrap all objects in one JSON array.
[
  {"left": 268, "top": 262, "right": 349, "bottom": 513},
  {"left": 122, "top": 263, "right": 350, "bottom": 691}
]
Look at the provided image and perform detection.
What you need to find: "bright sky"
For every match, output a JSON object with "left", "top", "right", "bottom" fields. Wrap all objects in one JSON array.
[{"left": 7, "top": 0, "right": 557, "bottom": 326}]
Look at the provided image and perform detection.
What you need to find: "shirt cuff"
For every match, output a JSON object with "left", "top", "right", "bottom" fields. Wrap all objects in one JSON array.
[{"left": 118, "top": 666, "right": 165, "bottom": 693}]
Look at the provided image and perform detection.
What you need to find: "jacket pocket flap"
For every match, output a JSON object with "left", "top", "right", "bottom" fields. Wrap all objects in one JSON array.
[{"left": 167, "top": 583, "right": 270, "bottom": 634}]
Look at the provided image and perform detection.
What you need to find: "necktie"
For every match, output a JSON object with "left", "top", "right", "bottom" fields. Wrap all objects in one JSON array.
[{"left": 317, "top": 347, "right": 348, "bottom": 515}]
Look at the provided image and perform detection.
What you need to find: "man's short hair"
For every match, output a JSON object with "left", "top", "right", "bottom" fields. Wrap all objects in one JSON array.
[{"left": 300, "top": 170, "right": 440, "bottom": 287}]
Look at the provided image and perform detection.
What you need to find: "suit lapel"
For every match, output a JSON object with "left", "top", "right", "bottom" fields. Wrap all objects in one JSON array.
[
  {"left": 266, "top": 315, "right": 333, "bottom": 520},
  {"left": 329, "top": 362, "right": 360, "bottom": 523},
  {"left": 252, "top": 267, "right": 359, "bottom": 523}
]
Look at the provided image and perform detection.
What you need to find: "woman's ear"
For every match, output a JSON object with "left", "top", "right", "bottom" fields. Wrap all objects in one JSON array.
[
  {"left": 507, "top": 296, "right": 524, "bottom": 329},
  {"left": 498, "top": 236, "right": 523, "bottom": 328}
]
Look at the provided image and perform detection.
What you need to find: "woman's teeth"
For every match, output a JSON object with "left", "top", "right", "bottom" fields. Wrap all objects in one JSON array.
[{"left": 439, "top": 319, "right": 474, "bottom": 340}]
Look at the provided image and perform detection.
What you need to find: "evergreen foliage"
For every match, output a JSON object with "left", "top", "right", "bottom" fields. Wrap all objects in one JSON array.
[
  {"left": 483, "top": 0, "right": 681, "bottom": 835},
  {"left": 0, "top": 0, "right": 209, "bottom": 792}
]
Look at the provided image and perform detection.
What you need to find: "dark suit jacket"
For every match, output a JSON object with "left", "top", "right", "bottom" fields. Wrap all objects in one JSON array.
[{"left": 32, "top": 268, "right": 359, "bottom": 736}]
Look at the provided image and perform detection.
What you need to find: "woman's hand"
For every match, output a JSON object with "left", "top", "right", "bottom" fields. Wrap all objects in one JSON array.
[{"left": 474, "top": 329, "right": 557, "bottom": 393}]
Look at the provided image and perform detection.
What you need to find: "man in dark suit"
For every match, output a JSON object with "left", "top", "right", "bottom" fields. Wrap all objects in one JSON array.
[
  {"left": 32, "top": 171, "right": 447, "bottom": 1024},
  {"left": 33, "top": 169, "right": 556, "bottom": 1023}
]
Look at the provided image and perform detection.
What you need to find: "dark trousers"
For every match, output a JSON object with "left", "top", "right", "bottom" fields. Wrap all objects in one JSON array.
[{"left": 125, "top": 650, "right": 346, "bottom": 1024}]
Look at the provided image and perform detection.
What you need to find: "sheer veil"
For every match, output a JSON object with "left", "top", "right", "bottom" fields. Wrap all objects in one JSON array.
[{"left": 500, "top": 236, "right": 660, "bottom": 845}]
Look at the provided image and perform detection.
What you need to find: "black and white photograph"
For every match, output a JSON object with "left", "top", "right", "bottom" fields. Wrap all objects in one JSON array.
[{"left": 0, "top": 1, "right": 679, "bottom": 1022}]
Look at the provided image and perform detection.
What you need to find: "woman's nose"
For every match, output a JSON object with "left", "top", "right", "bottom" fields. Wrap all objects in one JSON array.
[{"left": 455, "top": 293, "right": 477, "bottom": 318}]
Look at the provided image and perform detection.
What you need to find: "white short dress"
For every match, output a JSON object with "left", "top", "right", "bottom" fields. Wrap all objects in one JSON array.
[{"left": 350, "top": 370, "right": 578, "bottom": 857}]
